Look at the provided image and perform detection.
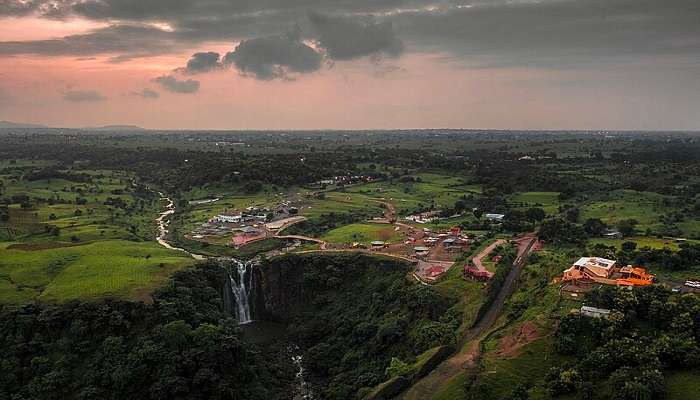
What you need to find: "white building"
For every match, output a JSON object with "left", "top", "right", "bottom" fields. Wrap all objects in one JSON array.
[
  {"left": 216, "top": 212, "right": 241, "bottom": 223},
  {"left": 485, "top": 213, "right": 505, "bottom": 222},
  {"left": 580, "top": 306, "right": 611, "bottom": 318}
]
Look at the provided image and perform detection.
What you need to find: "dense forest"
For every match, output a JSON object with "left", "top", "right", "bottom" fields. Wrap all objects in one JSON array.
[{"left": 0, "top": 264, "right": 296, "bottom": 400}]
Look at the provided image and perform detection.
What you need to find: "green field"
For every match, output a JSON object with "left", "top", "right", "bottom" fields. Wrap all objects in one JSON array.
[
  {"left": 588, "top": 236, "right": 685, "bottom": 251},
  {"left": 321, "top": 223, "right": 403, "bottom": 244},
  {"left": 0, "top": 240, "right": 193, "bottom": 303},
  {"left": 665, "top": 370, "right": 700, "bottom": 400},
  {"left": 510, "top": 191, "right": 561, "bottom": 214},
  {"left": 344, "top": 173, "right": 480, "bottom": 215},
  {"left": 581, "top": 190, "right": 700, "bottom": 237}
]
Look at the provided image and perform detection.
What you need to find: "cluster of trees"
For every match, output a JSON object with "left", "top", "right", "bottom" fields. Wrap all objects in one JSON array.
[
  {"left": 23, "top": 167, "right": 92, "bottom": 183},
  {"left": 0, "top": 264, "right": 296, "bottom": 400},
  {"left": 539, "top": 215, "right": 641, "bottom": 246},
  {"left": 549, "top": 285, "right": 700, "bottom": 399},
  {"left": 589, "top": 241, "right": 700, "bottom": 271},
  {"left": 500, "top": 208, "right": 546, "bottom": 232},
  {"left": 0, "top": 204, "right": 8, "bottom": 222}
]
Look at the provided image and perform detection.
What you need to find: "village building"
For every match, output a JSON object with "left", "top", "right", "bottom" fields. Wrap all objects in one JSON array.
[
  {"left": 602, "top": 229, "right": 623, "bottom": 239},
  {"left": 463, "top": 264, "right": 493, "bottom": 281},
  {"left": 580, "top": 306, "right": 611, "bottom": 318},
  {"left": 562, "top": 256, "right": 655, "bottom": 289},
  {"left": 414, "top": 246, "right": 430, "bottom": 257},
  {"left": 443, "top": 237, "right": 468, "bottom": 249},
  {"left": 370, "top": 241, "right": 386, "bottom": 250},
  {"left": 425, "top": 265, "right": 446, "bottom": 280},
  {"left": 563, "top": 257, "right": 616, "bottom": 281},
  {"left": 215, "top": 210, "right": 242, "bottom": 223},
  {"left": 405, "top": 211, "right": 441, "bottom": 224},
  {"left": 485, "top": 213, "right": 505, "bottom": 222}
]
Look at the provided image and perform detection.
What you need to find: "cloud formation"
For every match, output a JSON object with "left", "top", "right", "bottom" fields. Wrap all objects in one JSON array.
[
  {"left": 153, "top": 75, "right": 200, "bottom": 93},
  {"left": 62, "top": 90, "right": 106, "bottom": 102},
  {"left": 308, "top": 12, "right": 404, "bottom": 60},
  {"left": 0, "top": 24, "right": 175, "bottom": 57},
  {"left": 133, "top": 88, "right": 160, "bottom": 99},
  {"left": 223, "top": 32, "right": 322, "bottom": 80},
  {"left": 182, "top": 52, "right": 222, "bottom": 74},
  {"left": 0, "top": 0, "right": 698, "bottom": 70}
]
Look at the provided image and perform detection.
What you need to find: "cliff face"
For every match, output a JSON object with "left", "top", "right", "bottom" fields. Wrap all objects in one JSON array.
[
  {"left": 254, "top": 255, "right": 310, "bottom": 321},
  {"left": 253, "top": 253, "right": 414, "bottom": 321}
]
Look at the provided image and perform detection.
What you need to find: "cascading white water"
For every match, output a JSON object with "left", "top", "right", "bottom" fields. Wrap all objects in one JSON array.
[
  {"left": 290, "top": 345, "right": 315, "bottom": 400},
  {"left": 228, "top": 259, "right": 255, "bottom": 324}
]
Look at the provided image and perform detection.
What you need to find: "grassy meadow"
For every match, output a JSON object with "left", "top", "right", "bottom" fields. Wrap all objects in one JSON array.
[
  {"left": 0, "top": 165, "right": 195, "bottom": 304},
  {"left": 321, "top": 222, "right": 403, "bottom": 244},
  {"left": 0, "top": 240, "right": 192, "bottom": 303}
]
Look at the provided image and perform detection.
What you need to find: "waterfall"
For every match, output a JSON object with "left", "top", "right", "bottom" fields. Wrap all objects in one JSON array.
[{"left": 225, "top": 259, "right": 256, "bottom": 324}]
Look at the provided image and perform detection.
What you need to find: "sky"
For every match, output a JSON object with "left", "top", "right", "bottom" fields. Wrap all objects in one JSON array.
[{"left": 0, "top": 0, "right": 699, "bottom": 130}]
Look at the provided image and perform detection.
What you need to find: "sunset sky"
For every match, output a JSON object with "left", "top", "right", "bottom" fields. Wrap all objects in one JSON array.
[{"left": 1, "top": 0, "right": 699, "bottom": 130}]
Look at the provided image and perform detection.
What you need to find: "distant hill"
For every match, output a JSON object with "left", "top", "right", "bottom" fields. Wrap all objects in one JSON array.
[
  {"left": 88, "top": 125, "right": 147, "bottom": 131},
  {"left": 0, "top": 120, "right": 49, "bottom": 129}
]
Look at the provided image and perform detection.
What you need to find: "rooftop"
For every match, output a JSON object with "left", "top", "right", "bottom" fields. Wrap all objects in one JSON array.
[{"left": 573, "top": 257, "right": 616, "bottom": 270}]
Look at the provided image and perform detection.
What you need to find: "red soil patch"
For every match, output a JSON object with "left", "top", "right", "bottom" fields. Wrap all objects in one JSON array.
[{"left": 496, "top": 321, "right": 540, "bottom": 358}]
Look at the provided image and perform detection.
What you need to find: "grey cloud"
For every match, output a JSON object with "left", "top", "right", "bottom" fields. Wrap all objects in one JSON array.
[
  {"left": 308, "top": 12, "right": 404, "bottom": 60},
  {"left": 182, "top": 52, "right": 222, "bottom": 74},
  {"left": 0, "top": 24, "right": 176, "bottom": 57},
  {"left": 153, "top": 75, "right": 200, "bottom": 93},
  {"left": 62, "top": 90, "right": 106, "bottom": 102},
  {"left": 393, "top": 0, "right": 700, "bottom": 68},
  {"left": 2, "top": 0, "right": 699, "bottom": 71},
  {"left": 133, "top": 88, "right": 159, "bottom": 99},
  {"left": 223, "top": 32, "right": 322, "bottom": 80}
]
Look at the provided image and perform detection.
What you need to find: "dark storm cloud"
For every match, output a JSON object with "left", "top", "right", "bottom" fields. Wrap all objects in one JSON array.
[
  {"left": 132, "top": 88, "right": 159, "bottom": 99},
  {"left": 308, "top": 12, "right": 404, "bottom": 60},
  {"left": 392, "top": 0, "right": 700, "bottom": 68},
  {"left": 0, "top": 24, "right": 176, "bottom": 57},
  {"left": 182, "top": 52, "right": 223, "bottom": 74},
  {"left": 1, "top": 0, "right": 699, "bottom": 70},
  {"left": 62, "top": 90, "right": 106, "bottom": 102},
  {"left": 153, "top": 75, "right": 199, "bottom": 93},
  {"left": 223, "top": 32, "right": 322, "bottom": 80}
]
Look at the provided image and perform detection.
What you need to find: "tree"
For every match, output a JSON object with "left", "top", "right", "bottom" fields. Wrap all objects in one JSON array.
[
  {"left": 385, "top": 357, "right": 411, "bottom": 378},
  {"left": 617, "top": 219, "right": 638, "bottom": 236},
  {"left": 525, "top": 207, "right": 546, "bottom": 222},
  {"left": 621, "top": 241, "right": 638, "bottom": 252},
  {"left": 454, "top": 199, "right": 467, "bottom": 214},
  {"left": 584, "top": 218, "right": 607, "bottom": 236},
  {"left": 242, "top": 180, "right": 263, "bottom": 194},
  {"left": 564, "top": 207, "right": 580, "bottom": 223},
  {"left": 508, "top": 384, "right": 529, "bottom": 400}
]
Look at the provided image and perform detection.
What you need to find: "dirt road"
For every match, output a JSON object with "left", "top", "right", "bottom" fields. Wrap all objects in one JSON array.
[
  {"left": 472, "top": 239, "right": 506, "bottom": 274},
  {"left": 398, "top": 234, "right": 538, "bottom": 399}
]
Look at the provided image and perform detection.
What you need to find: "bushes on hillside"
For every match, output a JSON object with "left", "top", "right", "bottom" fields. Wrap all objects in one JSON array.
[{"left": 549, "top": 285, "right": 700, "bottom": 400}]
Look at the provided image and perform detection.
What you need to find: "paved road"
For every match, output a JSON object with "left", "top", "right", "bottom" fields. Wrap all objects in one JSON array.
[{"left": 398, "top": 234, "right": 538, "bottom": 399}]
